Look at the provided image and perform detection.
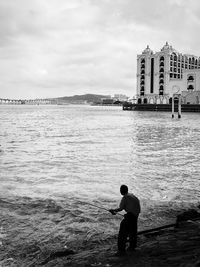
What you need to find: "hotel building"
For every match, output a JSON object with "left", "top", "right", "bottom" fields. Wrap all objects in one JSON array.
[{"left": 136, "top": 42, "right": 200, "bottom": 104}]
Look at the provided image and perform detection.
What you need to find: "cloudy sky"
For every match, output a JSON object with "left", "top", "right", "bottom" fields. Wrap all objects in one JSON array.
[{"left": 0, "top": 0, "right": 200, "bottom": 99}]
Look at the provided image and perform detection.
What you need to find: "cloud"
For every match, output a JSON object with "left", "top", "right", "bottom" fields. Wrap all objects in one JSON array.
[{"left": 0, "top": 0, "right": 200, "bottom": 98}]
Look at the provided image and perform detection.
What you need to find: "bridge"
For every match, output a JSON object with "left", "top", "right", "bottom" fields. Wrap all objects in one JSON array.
[{"left": 0, "top": 98, "right": 57, "bottom": 105}]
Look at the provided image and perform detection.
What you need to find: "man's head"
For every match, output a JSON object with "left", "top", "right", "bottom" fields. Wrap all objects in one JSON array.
[{"left": 120, "top": 184, "right": 128, "bottom": 195}]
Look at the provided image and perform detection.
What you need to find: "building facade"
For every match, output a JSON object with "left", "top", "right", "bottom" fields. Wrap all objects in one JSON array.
[{"left": 136, "top": 42, "right": 200, "bottom": 104}]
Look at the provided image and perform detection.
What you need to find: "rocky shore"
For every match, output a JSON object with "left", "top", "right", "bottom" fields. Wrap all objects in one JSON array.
[
  {"left": 1, "top": 208, "right": 200, "bottom": 267},
  {"left": 65, "top": 215, "right": 200, "bottom": 267},
  {"left": 32, "top": 209, "right": 200, "bottom": 267}
]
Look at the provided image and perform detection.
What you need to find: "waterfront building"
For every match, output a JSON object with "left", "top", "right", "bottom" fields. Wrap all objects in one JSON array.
[
  {"left": 136, "top": 42, "right": 200, "bottom": 104},
  {"left": 113, "top": 94, "right": 129, "bottom": 102}
]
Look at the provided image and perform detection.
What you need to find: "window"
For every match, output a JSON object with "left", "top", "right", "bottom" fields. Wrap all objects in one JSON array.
[
  {"left": 187, "top": 85, "right": 194, "bottom": 90},
  {"left": 187, "top": 75, "right": 194, "bottom": 82},
  {"left": 159, "top": 79, "right": 164, "bottom": 84},
  {"left": 160, "top": 67, "right": 164, "bottom": 72},
  {"left": 150, "top": 58, "right": 154, "bottom": 93},
  {"left": 192, "top": 57, "right": 195, "bottom": 64}
]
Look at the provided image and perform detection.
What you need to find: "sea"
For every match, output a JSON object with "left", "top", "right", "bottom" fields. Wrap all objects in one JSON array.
[{"left": 0, "top": 104, "right": 200, "bottom": 264}]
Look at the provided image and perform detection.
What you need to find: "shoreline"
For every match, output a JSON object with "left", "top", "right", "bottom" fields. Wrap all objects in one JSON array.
[
  {"left": 0, "top": 206, "right": 200, "bottom": 266},
  {"left": 65, "top": 209, "right": 200, "bottom": 267}
]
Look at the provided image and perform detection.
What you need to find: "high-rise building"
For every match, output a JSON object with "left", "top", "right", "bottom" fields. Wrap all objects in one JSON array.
[{"left": 136, "top": 42, "right": 200, "bottom": 104}]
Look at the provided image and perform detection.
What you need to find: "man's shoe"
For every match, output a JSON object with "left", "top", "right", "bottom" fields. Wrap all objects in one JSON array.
[{"left": 114, "top": 251, "right": 126, "bottom": 257}]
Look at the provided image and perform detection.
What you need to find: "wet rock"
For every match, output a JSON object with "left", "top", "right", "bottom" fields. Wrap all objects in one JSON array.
[
  {"left": 39, "top": 248, "right": 75, "bottom": 265},
  {"left": 176, "top": 209, "right": 200, "bottom": 223}
]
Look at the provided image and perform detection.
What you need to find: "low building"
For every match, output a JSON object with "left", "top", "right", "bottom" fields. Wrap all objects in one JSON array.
[
  {"left": 113, "top": 94, "right": 129, "bottom": 102},
  {"left": 102, "top": 98, "right": 114, "bottom": 105},
  {"left": 136, "top": 42, "right": 200, "bottom": 104}
]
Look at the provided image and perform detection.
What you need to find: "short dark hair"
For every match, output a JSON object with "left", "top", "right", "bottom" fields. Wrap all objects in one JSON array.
[{"left": 120, "top": 185, "right": 128, "bottom": 195}]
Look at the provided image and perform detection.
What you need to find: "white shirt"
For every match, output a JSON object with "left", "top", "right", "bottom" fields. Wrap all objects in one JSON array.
[{"left": 119, "top": 193, "right": 141, "bottom": 217}]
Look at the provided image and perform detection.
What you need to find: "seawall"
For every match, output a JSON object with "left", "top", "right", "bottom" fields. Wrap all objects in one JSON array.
[{"left": 123, "top": 103, "right": 200, "bottom": 112}]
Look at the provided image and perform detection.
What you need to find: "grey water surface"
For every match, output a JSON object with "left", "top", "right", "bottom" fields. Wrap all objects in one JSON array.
[{"left": 0, "top": 104, "right": 200, "bottom": 234}]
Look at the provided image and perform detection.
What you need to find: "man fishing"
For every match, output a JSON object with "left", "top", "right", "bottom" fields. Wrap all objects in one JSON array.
[{"left": 109, "top": 184, "right": 141, "bottom": 256}]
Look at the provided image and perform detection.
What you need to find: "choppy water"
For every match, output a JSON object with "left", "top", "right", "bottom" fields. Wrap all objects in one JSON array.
[{"left": 0, "top": 104, "right": 200, "bottom": 264}]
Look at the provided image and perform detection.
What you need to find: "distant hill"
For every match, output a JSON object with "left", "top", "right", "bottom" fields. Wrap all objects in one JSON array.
[{"left": 53, "top": 94, "right": 110, "bottom": 103}]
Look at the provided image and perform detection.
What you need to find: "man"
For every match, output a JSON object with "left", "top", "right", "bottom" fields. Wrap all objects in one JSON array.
[{"left": 109, "top": 184, "right": 141, "bottom": 256}]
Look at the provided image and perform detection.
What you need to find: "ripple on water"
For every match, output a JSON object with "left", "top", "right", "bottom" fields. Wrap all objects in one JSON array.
[{"left": 0, "top": 106, "right": 200, "bottom": 227}]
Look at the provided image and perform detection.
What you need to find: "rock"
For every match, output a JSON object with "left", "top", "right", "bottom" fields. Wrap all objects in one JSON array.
[
  {"left": 193, "top": 260, "right": 200, "bottom": 267},
  {"left": 176, "top": 209, "right": 200, "bottom": 223},
  {"left": 39, "top": 248, "right": 75, "bottom": 265}
]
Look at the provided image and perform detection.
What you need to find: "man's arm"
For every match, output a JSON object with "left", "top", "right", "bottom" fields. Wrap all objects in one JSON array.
[
  {"left": 109, "top": 207, "right": 123, "bottom": 215},
  {"left": 114, "top": 207, "right": 123, "bottom": 212},
  {"left": 109, "top": 198, "right": 125, "bottom": 215}
]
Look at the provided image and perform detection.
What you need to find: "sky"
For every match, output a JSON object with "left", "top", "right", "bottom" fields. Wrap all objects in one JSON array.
[{"left": 0, "top": 0, "right": 200, "bottom": 99}]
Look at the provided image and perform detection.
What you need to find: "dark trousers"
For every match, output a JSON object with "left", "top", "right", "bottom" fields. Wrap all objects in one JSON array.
[{"left": 117, "top": 212, "right": 138, "bottom": 252}]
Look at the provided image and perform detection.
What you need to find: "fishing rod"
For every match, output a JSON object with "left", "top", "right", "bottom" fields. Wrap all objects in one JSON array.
[
  {"left": 37, "top": 202, "right": 116, "bottom": 243},
  {"left": 82, "top": 201, "right": 124, "bottom": 217},
  {"left": 27, "top": 201, "right": 123, "bottom": 266},
  {"left": 85, "top": 202, "right": 110, "bottom": 212}
]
